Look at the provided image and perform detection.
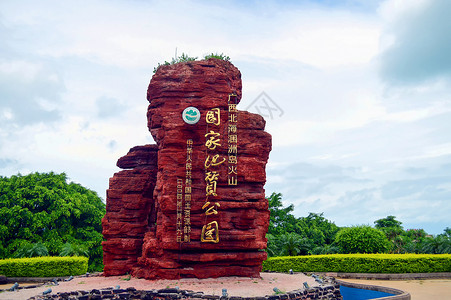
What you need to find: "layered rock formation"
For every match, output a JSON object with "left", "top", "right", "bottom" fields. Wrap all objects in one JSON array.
[
  {"left": 103, "top": 59, "right": 272, "bottom": 279},
  {"left": 102, "top": 145, "right": 158, "bottom": 276}
]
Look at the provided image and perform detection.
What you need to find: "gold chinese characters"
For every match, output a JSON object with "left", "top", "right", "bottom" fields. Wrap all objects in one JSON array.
[
  {"left": 176, "top": 139, "right": 193, "bottom": 243},
  {"left": 228, "top": 94, "right": 238, "bottom": 186},
  {"left": 201, "top": 107, "right": 224, "bottom": 243}
]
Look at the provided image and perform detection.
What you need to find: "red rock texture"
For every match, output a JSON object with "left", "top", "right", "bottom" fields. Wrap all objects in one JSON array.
[
  {"left": 102, "top": 59, "right": 272, "bottom": 279},
  {"left": 102, "top": 145, "right": 158, "bottom": 276}
]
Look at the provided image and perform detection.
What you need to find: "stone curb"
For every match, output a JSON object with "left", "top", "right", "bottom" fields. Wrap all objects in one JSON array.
[
  {"left": 326, "top": 272, "right": 451, "bottom": 280},
  {"left": 2, "top": 272, "right": 102, "bottom": 283},
  {"left": 336, "top": 280, "right": 410, "bottom": 300}
]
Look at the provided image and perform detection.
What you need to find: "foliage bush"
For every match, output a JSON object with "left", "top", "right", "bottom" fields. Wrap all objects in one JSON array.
[
  {"left": 335, "top": 225, "right": 391, "bottom": 254},
  {"left": 0, "top": 256, "right": 88, "bottom": 277},
  {"left": 262, "top": 254, "right": 451, "bottom": 273},
  {"left": 0, "top": 172, "right": 105, "bottom": 272}
]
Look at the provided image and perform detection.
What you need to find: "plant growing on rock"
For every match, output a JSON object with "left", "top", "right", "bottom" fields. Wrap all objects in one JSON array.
[
  {"left": 204, "top": 52, "right": 230, "bottom": 61},
  {"left": 153, "top": 52, "right": 231, "bottom": 73},
  {"left": 153, "top": 52, "right": 198, "bottom": 73}
]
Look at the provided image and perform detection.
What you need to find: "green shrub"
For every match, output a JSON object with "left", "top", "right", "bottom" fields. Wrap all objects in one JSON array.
[
  {"left": 335, "top": 225, "right": 390, "bottom": 253},
  {"left": 0, "top": 256, "right": 88, "bottom": 277},
  {"left": 262, "top": 254, "right": 451, "bottom": 273}
]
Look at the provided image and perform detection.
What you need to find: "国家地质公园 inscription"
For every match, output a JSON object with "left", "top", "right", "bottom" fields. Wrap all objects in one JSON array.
[{"left": 102, "top": 58, "right": 272, "bottom": 279}]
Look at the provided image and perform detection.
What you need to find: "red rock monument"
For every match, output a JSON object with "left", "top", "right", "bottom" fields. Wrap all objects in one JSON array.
[{"left": 102, "top": 59, "right": 272, "bottom": 279}]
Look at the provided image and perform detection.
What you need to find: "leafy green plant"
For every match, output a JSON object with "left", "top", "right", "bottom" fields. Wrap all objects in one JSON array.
[
  {"left": 59, "top": 243, "right": 89, "bottom": 257},
  {"left": 422, "top": 236, "right": 451, "bottom": 254},
  {"left": 153, "top": 52, "right": 198, "bottom": 73},
  {"left": 121, "top": 273, "right": 131, "bottom": 281},
  {"left": 204, "top": 52, "right": 230, "bottom": 61},
  {"left": 267, "top": 192, "right": 296, "bottom": 236},
  {"left": 296, "top": 212, "right": 340, "bottom": 247},
  {"left": 14, "top": 242, "right": 49, "bottom": 258},
  {"left": 153, "top": 52, "right": 232, "bottom": 73},
  {"left": 174, "top": 53, "right": 198, "bottom": 63},
  {"left": 335, "top": 225, "right": 390, "bottom": 254},
  {"left": 279, "top": 233, "right": 311, "bottom": 256},
  {"left": 265, "top": 234, "right": 280, "bottom": 257}
]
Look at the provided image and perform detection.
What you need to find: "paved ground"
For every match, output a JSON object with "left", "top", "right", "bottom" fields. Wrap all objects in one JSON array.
[
  {"left": 1, "top": 274, "right": 450, "bottom": 299},
  {"left": 0, "top": 273, "right": 319, "bottom": 299},
  {"left": 336, "top": 278, "right": 451, "bottom": 300}
]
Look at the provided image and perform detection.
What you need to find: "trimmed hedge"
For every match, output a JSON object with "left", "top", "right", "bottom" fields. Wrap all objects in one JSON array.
[
  {"left": 0, "top": 256, "right": 88, "bottom": 277},
  {"left": 262, "top": 254, "right": 451, "bottom": 273}
]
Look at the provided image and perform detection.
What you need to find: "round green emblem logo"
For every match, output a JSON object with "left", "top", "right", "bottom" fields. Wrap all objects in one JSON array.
[{"left": 182, "top": 107, "right": 200, "bottom": 124}]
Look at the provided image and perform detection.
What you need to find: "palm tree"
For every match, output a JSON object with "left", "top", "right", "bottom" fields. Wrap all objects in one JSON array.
[
  {"left": 265, "top": 234, "right": 281, "bottom": 257},
  {"left": 279, "top": 233, "right": 311, "bottom": 256},
  {"left": 59, "top": 242, "right": 89, "bottom": 257},
  {"left": 421, "top": 236, "right": 450, "bottom": 254},
  {"left": 14, "top": 242, "right": 48, "bottom": 258}
]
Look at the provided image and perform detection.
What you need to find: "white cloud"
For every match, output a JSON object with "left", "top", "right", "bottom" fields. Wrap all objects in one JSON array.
[
  {"left": 0, "top": 60, "right": 41, "bottom": 80},
  {"left": 270, "top": 20, "right": 380, "bottom": 68},
  {"left": 378, "top": 0, "right": 451, "bottom": 84}
]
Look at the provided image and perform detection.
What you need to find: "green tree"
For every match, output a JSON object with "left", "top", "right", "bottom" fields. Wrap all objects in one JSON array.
[
  {"left": 402, "top": 229, "right": 427, "bottom": 253},
  {"left": 335, "top": 225, "right": 390, "bottom": 254},
  {"left": 374, "top": 216, "right": 410, "bottom": 253},
  {"left": 267, "top": 193, "right": 297, "bottom": 235},
  {"left": 443, "top": 227, "right": 451, "bottom": 238},
  {"left": 0, "top": 172, "right": 105, "bottom": 271},
  {"left": 296, "top": 213, "right": 340, "bottom": 248},
  {"left": 279, "top": 232, "right": 311, "bottom": 256},
  {"left": 265, "top": 234, "right": 281, "bottom": 257},
  {"left": 59, "top": 242, "right": 89, "bottom": 257},
  {"left": 374, "top": 215, "right": 403, "bottom": 229},
  {"left": 265, "top": 193, "right": 341, "bottom": 257},
  {"left": 437, "top": 228, "right": 451, "bottom": 254},
  {"left": 421, "top": 231, "right": 451, "bottom": 254}
]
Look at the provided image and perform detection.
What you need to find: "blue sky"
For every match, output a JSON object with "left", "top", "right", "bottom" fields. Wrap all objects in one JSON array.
[{"left": 1, "top": 0, "right": 450, "bottom": 234}]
